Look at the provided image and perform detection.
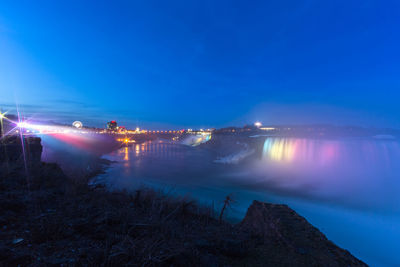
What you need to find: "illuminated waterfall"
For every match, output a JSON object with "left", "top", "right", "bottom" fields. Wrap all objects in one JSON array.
[
  {"left": 258, "top": 137, "right": 400, "bottom": 209},
  {"left": 262, "top": 138, "right": 339, "bottom": 166},
  {"left": 262, "top": 137, "right": 400, "bottom": 167},
  {"left": 181, "top": 133, "right": 212, "bottom": 146}
]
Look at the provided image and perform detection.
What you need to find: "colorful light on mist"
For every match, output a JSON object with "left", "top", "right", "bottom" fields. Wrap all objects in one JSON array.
[
  {"left": 262, "top": 138, "right": 339, "bottom": 166},
  {"left": 5, "top": 119, "right": 107, "bottom": 152}
]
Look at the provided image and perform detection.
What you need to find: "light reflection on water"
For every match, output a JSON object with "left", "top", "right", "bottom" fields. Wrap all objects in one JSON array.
[
  {"left": 123, "top": 146, "right": 129, "bottom": 161},
  {"left": 104, "top": 141, "right": 219, "bottom": 189},
  {"left": 99, "top": 138, "right": 400, "bottom": 266}
]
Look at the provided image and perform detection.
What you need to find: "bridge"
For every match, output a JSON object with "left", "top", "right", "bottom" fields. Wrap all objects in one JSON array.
[{"left": 113, "top": 130, "right": 212, "bottom": 146}]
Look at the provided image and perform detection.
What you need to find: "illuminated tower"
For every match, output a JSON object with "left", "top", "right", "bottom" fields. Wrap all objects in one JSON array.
[{"left": 107, "top": 121, "right": 118, "bottom": 131}]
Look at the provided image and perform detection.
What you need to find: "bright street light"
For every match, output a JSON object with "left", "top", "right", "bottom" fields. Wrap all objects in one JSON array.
[{"left": 254, "top": 121, "right": 262, "bottom": 128}]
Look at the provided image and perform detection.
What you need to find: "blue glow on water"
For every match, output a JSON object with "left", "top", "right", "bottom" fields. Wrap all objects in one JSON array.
[{"left": 97, "top": 138, "right": 400, "bottom": 266}]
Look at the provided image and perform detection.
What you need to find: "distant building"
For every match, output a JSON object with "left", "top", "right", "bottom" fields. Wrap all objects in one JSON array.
[
  {"left": 107, "top": 121, "right": 118, "bottom": 131},
  {"left": 118, "top": 126, "right": 127, "bottom": 134}
]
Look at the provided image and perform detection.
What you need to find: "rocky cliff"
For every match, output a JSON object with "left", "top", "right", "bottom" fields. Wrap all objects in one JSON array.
[{"left": 239, "top": 200, "right": 366, "bottom": 266}]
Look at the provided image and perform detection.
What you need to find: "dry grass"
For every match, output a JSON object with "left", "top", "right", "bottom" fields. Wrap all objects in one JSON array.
[{"left": 0, "top": 160, "right": 248, "bottom": 266}]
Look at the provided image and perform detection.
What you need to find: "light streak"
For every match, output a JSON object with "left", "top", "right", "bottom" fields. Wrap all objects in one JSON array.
[
  {"left": 16, "top": 109, "right": 30, "bottom": 188},
  {"left": 17, "top": 121, "right": 29, "bottom": 128}
]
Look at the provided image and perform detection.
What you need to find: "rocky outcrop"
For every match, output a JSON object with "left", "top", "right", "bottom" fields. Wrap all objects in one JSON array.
[{"left": 239, "top": 200, "right": 367, "bottom": 266}]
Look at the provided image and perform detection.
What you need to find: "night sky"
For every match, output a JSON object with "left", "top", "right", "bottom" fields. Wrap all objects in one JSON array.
[{"left": 1, "top": 0, "right": 400, "bottom": 129}]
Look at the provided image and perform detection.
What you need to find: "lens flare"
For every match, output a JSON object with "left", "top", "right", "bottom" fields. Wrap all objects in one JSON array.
[{"left": 17, "top": 122, "right": 29, "bottom": 128}]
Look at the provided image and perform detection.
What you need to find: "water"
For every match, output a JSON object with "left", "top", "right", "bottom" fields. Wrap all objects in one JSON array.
[
  {"left": 97, "top": 138, "right": 400, "bottom": 266},
  {"left": 260, "top": 138, "right": 400, "bottom": 211}
]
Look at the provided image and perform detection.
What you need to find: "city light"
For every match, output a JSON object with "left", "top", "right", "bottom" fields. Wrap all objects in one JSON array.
[
  {"left": 6, "top": 116, "right": 208, "bottom": 147},
  {"left": 254, "top": 121, "right": 262, "bottom": 128},
  {"left": 260, "top": 127, "right": 276, "bottom": 131},
  {"left": 17, "top": 121, "right": 29, "bottom": 128}
]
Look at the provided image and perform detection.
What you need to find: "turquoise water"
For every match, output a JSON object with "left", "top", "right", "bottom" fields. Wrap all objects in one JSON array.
[{"left": 97, "top": 138, "right": 400, "bottom": 266}]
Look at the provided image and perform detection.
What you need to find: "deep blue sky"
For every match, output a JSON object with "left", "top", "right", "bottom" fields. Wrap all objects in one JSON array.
[{"left": 1, "top": 0, "right": 400, "bottom": 129}]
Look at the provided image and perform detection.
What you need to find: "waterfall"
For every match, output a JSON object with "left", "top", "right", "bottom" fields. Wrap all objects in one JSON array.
[{"left": 259, "top": 137, "right": 400, "bottom": 210}]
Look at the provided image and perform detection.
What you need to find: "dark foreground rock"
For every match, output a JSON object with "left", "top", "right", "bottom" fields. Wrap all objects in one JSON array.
[
  {"left": 239, "top": 201, "right": 366, "bottom": 266},
  {"left": 0, "top": 137, "right": 366, "bottom": 266},
  {"left": 0, "top": 136, "right": 42, "bottom": 163}
]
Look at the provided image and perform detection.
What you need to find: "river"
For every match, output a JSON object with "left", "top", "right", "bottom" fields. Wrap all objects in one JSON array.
[{"left": 95, "top": 137, "right": 400, "bottom": 266}]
